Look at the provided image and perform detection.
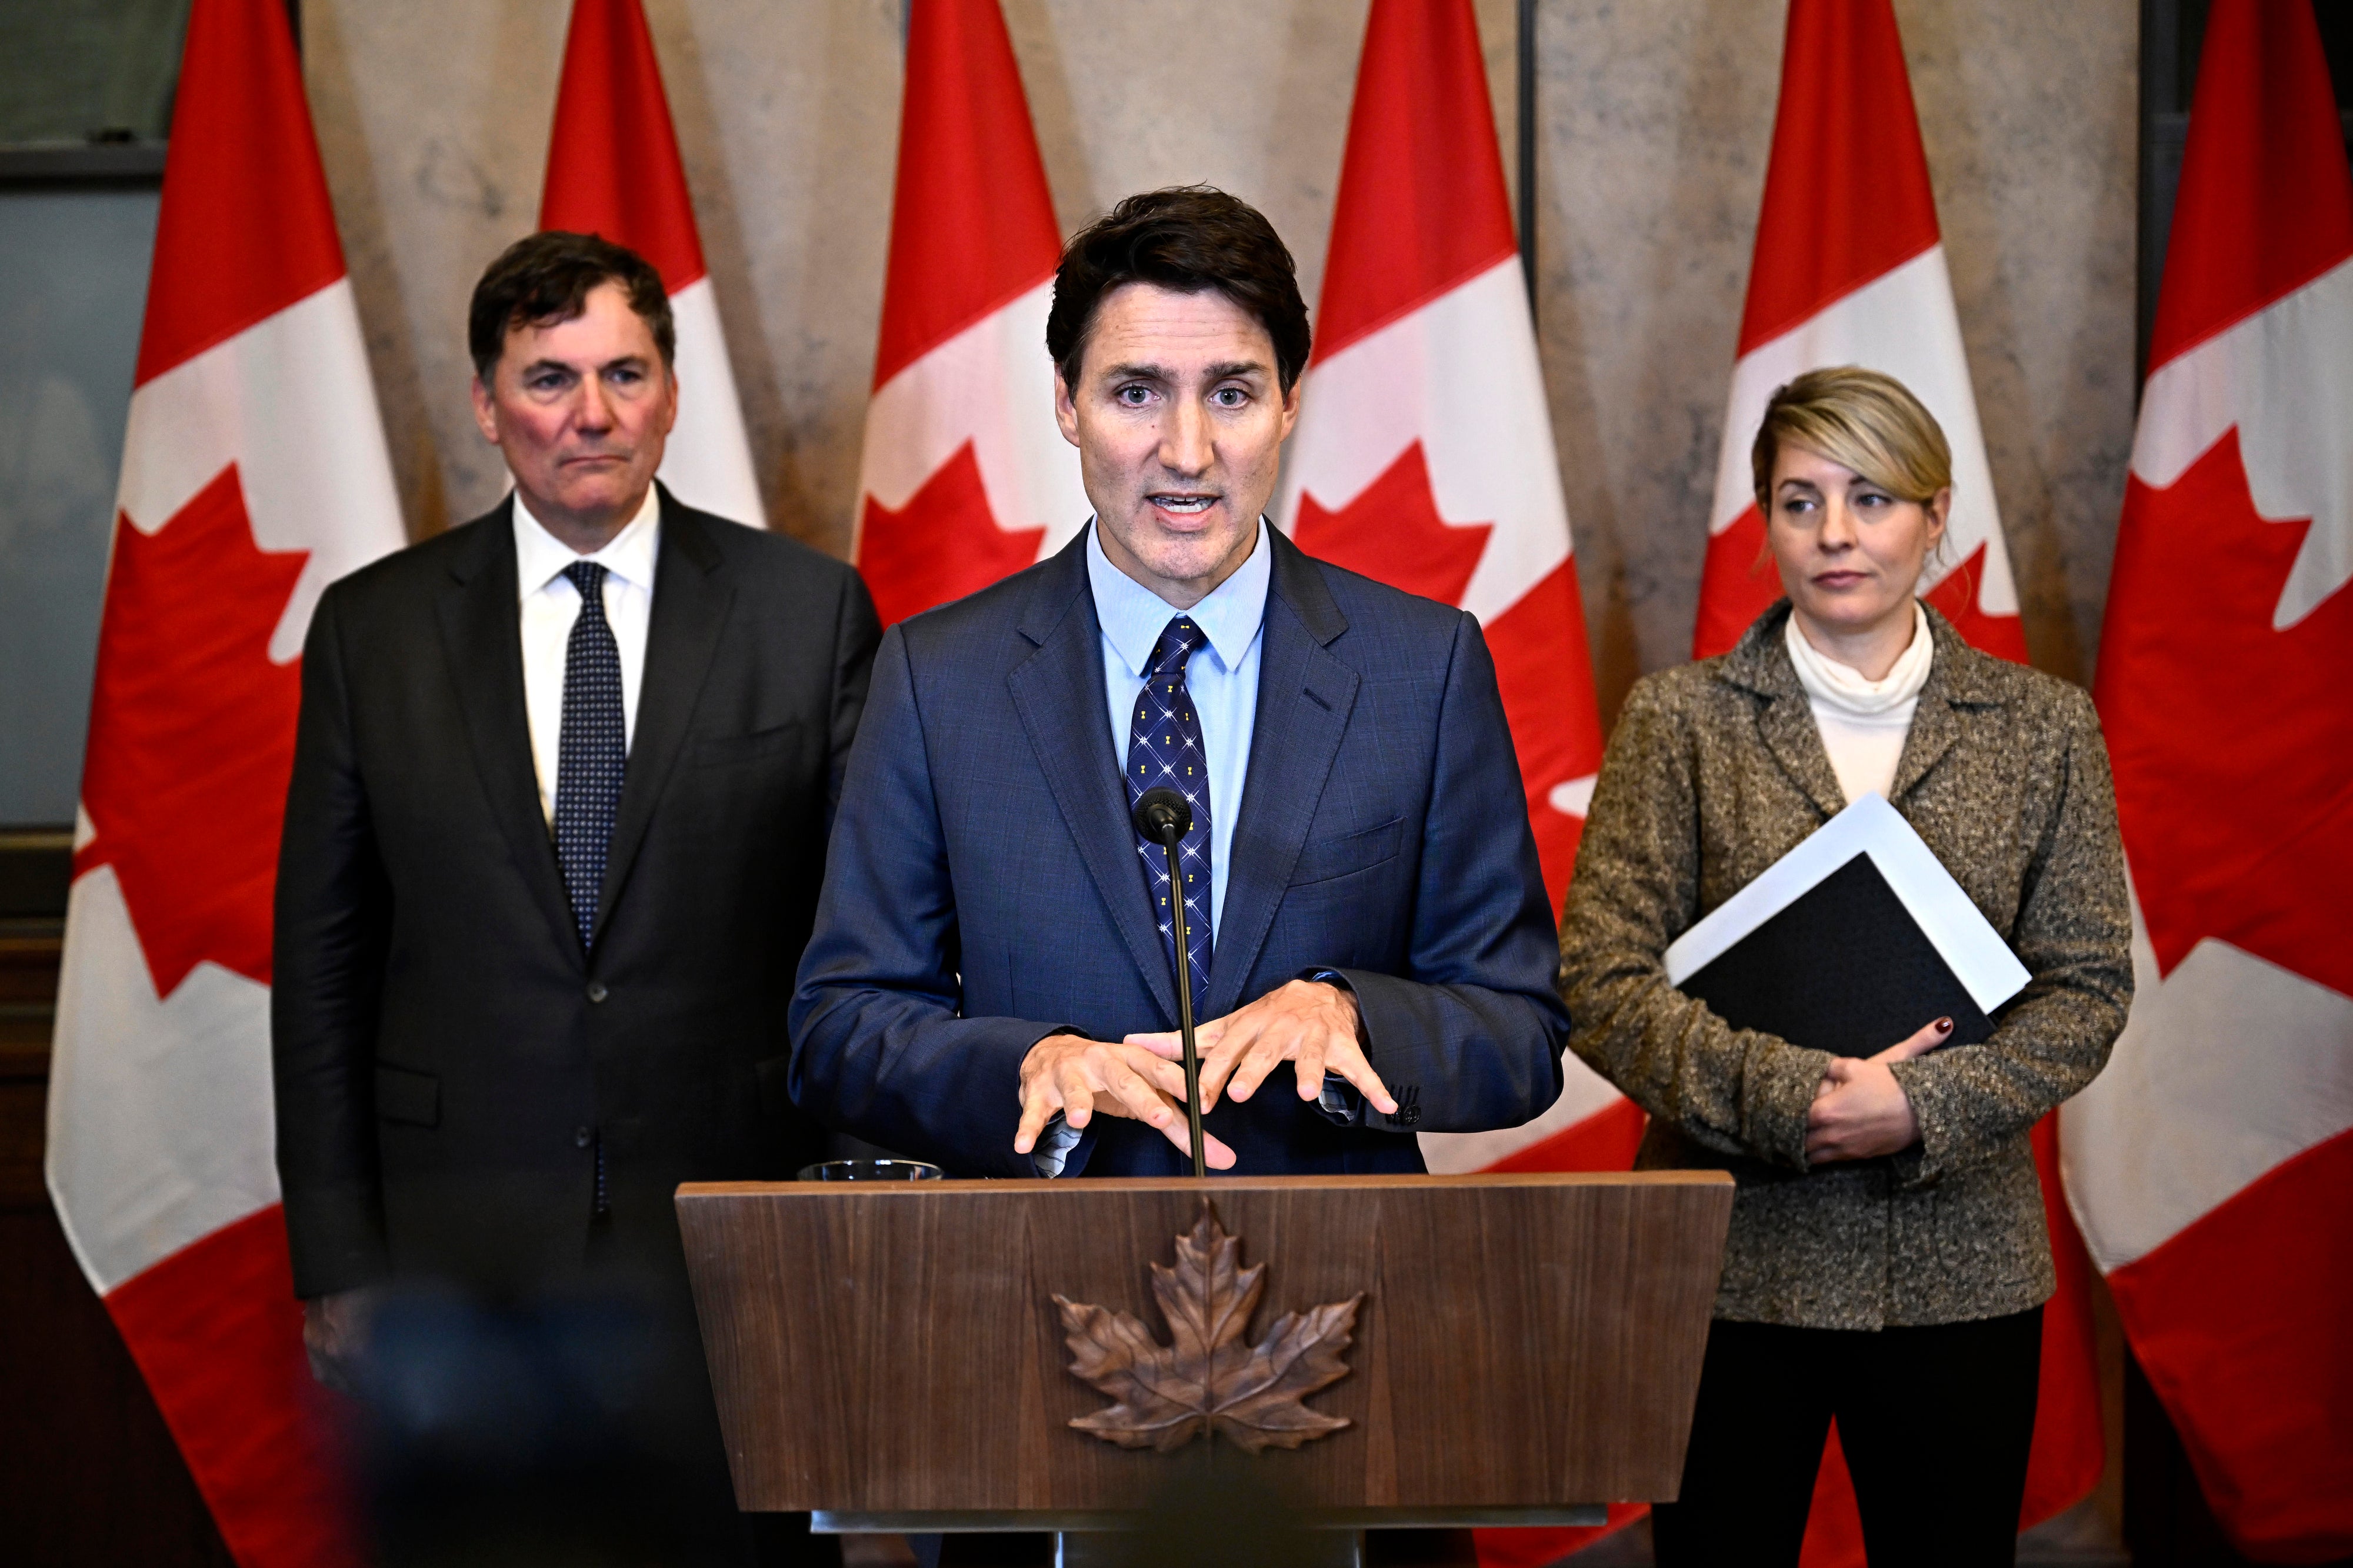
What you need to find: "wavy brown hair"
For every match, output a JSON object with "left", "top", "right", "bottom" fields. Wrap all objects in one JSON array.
[{"left": 1046, "top": 185, "right": 1312, "bottom": 395}]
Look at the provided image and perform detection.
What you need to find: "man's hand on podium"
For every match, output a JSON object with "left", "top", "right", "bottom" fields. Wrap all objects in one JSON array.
[
  {"left": 1128, "top": 979, "right": 1399, "bottom": 1120},
  {"left": 1015, "top": 1036, "right": 1238, "bottom": 1168}
]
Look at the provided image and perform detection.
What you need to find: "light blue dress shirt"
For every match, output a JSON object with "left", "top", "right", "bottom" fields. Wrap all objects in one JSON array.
[
  {"left": 1085, "top": 518, "right": 1269, "bottom": 943},
  {"left": 1028, "top": 519, "right": 1351, "bottom": 1173}
]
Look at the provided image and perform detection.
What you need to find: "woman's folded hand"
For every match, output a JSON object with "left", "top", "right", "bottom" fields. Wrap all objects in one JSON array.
[{"left": 1804, "top": 1016, "right": 1953, "bottom": 1162}]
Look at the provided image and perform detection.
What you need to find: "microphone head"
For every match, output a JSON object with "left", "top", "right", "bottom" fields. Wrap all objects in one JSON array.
[{"left": 1132, "top": 786, "right": 1194, "bottom": 843}]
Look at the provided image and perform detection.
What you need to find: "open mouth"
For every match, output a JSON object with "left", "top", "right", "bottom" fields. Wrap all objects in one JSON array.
[{"left": 1148, "top": 494, "right": 1218, "bottom": 516}]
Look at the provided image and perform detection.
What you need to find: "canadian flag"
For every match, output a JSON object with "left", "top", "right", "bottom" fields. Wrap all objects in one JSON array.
[
  {"left": 1692, "top": 0, "right": 2023, "bottom": 664},
  {"left": 853, "top": 0, "right": 1086, "bottom": 628},
  {"left": 2065, "top": 0, "right": 2353, "bottom": 1558},
  {"left": 1272, "top": 0, "right": 1639, "bottom": 1365},
  {"left": 42, "top": 2, "right": 404, "bottom": 1565},
  {"left": 1680, "top": 4, "right": 2101, "bottom": 1564},
  {"left": 542, "top": 0, "right": 765, "bottom": 528},
  {"left": 1275, "top": 0, "right": 1632, "bottom": 1200},
  {"left": 1272, "top": 11, "right": 1629, "bottom": 1546},
  {"left": 1275, "top": 0, "right": 1604, "bottom": 939}
]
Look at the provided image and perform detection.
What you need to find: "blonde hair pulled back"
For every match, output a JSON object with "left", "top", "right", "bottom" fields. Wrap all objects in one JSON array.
[{"left": 1749, "top": 365, "right": 1952, "bottom": 516}]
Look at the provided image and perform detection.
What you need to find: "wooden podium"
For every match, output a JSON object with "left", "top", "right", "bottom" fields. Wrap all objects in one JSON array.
[{"left": 677, "top": 1171, "right": 1732, "bottom": 1563}]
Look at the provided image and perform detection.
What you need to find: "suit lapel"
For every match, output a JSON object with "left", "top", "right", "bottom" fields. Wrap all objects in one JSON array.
[
  {"left": 1205, "top": 533, "right": 1358, "bottom": 1020},
  {"left": 1889, "top": 695, "right": 1960, "bottom": 804},
  {"left": 1717, "top": 604, "right": 1848, "bottom": 821},
  {"left": 1722, "top": 602, "right": 2005, "bottom": 815},
  {"left": 434, "top": 499, "right": 581, "bottom": 961},
  {"left": 1889, "top": 609, "right": 2001, "bottom": 802},
  {"left": 1006, "top": 536, "right": 1184, "bottom": 1025},
  {"left": 1757, "top": 692, "right": 1849, "bottom": 820},
  {"left": 594, "top": 492, "right": 734, "bottom": 944}
]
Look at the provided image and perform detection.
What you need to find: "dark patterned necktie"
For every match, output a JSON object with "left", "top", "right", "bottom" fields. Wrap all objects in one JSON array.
[
  {"left": 1127, "top": 616, "right": 1213, "bottom": 1006},
  {"left": 554, "top": 560, "right": 625, "bottom": 949}
]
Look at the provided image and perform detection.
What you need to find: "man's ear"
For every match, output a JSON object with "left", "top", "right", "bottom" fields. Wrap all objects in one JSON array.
[
  {"left": 1277, "top": 375, "right": 1302, "bottom": 441},
  {"left": 469, "top": 374, "right": 501, "bottom": 445},
  {"left": 1053, "top": 366, "right": 1081, "bottom": 448}
]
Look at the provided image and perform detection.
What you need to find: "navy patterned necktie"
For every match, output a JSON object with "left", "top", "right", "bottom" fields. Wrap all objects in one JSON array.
[
  {"left": 554, "top": 560, "right": 625, "bottom": 949},
  {"left": 1127, "top": 616, "right": 1214, "bottom": 1006}
]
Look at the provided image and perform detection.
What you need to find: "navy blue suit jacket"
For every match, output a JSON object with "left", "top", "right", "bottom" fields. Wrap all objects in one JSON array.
[{"left": 789, "top": 526, "right": 1568, "bottom": 1176}]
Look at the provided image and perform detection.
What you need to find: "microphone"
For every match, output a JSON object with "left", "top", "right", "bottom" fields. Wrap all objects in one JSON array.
[
  {"left": 1133, "top": 785, "right": 1192, "bottom": 845},
  {"left": 1131, "top": 787, "right": 1207, "bottom": 1178}
]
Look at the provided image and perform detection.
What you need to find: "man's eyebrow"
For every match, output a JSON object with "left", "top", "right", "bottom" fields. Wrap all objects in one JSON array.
[
  {"left": 516, "top": 353, "right": 651, "bottom": 376},
  {"left": 1098, "top": 359, "right": 1271, "bottom": 385}
]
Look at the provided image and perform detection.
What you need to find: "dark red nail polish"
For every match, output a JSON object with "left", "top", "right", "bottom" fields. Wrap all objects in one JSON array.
[{"left": 1935, "top": 1017, "right": 1954, "bottom": 1034}]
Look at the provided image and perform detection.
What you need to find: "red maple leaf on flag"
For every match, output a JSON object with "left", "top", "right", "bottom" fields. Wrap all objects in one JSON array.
[
  {"left": 1292, "top": 442, "right": 1491, "bottom": 606},
  {"left": 74, "top": 465, "right": 310, "bottom": 998},
  {"left": 858, "top": 441, "right": 1046, "bottom": 628},
  {"left": 1294, "top": 441, "right": 1601, "bottom": 903},
  {"left": 2098, "top": 428, "right": 2353, "bottom": 999}
]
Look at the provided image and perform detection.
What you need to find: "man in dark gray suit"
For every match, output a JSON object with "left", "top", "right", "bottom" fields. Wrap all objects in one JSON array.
[
  {"left": 272, "top": 232, "right": 875, "bottom": 1563},
  {"left": 792, "top": 188, "right": 1567, "bottom": 1179}
]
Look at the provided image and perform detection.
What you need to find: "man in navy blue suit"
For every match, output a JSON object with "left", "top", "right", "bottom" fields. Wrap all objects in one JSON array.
[{"left": 792, "top": 187, "right": 1567, "bottom": 1177}]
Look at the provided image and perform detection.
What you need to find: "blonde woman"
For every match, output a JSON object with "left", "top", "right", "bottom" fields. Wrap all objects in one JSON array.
[{"left": 1560, "top": 367, "right": 2132, "bottom": 1565}]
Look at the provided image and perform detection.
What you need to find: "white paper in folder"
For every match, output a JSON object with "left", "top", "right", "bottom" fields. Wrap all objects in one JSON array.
[{"left": 1661, "top": 793, "right": 2030, "bottom": 1016}]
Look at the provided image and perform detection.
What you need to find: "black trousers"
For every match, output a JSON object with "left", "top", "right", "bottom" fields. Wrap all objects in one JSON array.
[{"left": 1652, "top": 1307, "right": 2042, "bottom": 1568}]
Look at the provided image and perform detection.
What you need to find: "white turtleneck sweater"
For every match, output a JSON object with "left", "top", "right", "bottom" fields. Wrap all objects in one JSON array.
[{"left": 1784, "top": 602, "right": 1934, "bottom": 805}]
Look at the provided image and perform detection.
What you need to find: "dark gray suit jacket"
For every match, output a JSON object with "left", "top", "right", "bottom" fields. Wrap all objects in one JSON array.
[
  {"left": 791, "top": 526, "right": 1568, "bottom": 1177},
  {"left": 272, "top": 487, "right": 879, "bottom": 1299}
]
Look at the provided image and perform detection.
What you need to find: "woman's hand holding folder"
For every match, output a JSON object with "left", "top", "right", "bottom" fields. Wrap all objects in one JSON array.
[{"left": 1804, "top": 1015, "right": 1955, "bottom": 1163}]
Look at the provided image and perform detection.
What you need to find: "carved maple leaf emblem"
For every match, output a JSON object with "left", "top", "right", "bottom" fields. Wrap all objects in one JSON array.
[{"left": 1052, "top": 1205, "right": 1362, "bottom": 1454}]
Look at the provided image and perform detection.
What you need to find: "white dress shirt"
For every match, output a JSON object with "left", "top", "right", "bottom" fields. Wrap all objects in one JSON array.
[
  {"left": 1785, "top": 600, "right": 1933, "bottom": 805},
  {"left": 515, "top": 486, "right": 660, "bottom": 828}
]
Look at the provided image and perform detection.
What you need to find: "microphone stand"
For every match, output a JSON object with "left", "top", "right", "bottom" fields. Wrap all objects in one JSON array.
[{"left": 1153, "top": 822, "right": 1209, "bottom": 1179}]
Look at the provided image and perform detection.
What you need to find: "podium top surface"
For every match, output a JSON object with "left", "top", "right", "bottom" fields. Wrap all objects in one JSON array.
[
  {"left": 678, "top": 1169, "right": 1733, "bottom": 1198},
  {"left": 679, "top": 1167, "right": 1732, "bottom": 1515}
]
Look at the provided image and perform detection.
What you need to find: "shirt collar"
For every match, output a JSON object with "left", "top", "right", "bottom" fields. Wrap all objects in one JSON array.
[
  {"left": 1085, "top": 517, "right": 1271, "bottom": 675},
  {"left": 1784, "top": 599, "right": 1933, "bottom": 717},
  {"left": 513, "top": 484, "right": 661, "bottom": 600}
]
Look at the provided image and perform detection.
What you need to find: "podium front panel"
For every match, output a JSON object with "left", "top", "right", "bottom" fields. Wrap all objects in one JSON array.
[{"left": 675, "top": 1172, "right": 1732, "bottom": 1513}]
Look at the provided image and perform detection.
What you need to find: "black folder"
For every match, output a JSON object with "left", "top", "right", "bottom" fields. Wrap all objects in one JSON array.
[{"left": 1662, "top": 795, "right": 2028, "bottom": 1056}]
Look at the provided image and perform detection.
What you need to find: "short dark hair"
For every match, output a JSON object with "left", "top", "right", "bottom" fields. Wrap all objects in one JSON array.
[
  {"left": 1046, "top": 186, "right": 1312, "bottom": 395},
  {"left": 468, "top": 231, "right": 674, "bottom": 383}
]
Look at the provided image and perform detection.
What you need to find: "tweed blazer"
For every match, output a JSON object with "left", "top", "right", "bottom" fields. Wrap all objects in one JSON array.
[{"left": 1559, "top": 602, "right": 2132, "bottom": 1329}]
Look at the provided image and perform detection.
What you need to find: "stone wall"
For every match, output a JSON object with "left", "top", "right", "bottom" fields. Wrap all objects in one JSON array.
[{"left": 303, "top": 0, "right": 2137, "bottom": 710}]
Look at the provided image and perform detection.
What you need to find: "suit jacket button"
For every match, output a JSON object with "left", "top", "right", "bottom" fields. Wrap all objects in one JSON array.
[
  {"left": 586, "top": 980, "right": 609, "bottom": 1004},
  {"left": 575, "top": 1126, "right": 592, "bottom": 1148}
]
